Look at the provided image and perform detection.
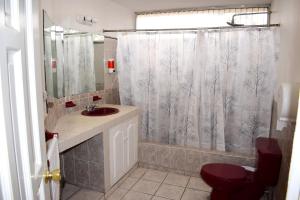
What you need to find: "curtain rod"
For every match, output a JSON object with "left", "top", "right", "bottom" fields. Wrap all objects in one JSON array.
[
  {"left": 103, "top": 24, "right": 280, "bottom": 33},
  {"left": 135, "top": 4, "right": 271, "bottom": 15},
  {"left": 104, "top": 35, "right": 118, "bottom": 40},
  {"left": 53, "top": 32, "right": 116, "bottom": 40}
]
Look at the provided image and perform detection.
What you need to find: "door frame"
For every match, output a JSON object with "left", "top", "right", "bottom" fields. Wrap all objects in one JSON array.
[{"left": 286, "top": 92, "right": 300, "bottom": 200}]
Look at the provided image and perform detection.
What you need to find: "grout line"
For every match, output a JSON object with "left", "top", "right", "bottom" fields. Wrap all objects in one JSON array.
[
  {"left": 66, "top": 188, "right": 81, "bottom": 200},
  {"left": 187, "top": 177, "right": 213, "bottom": 193},
  {"left": 119, "top": 168, "right": 149, "bottom": 200},
  {"left": 103, "top": 165, "right": 139, "bottom": 199},
  {"left": 123, "top": 171, "right": 144, "bottom": 191},
  {"left": 161, "top": 174, "right": 191, "bottom": 188},
  {"left": 179, "top": 176, "right": 191, "bottom": 200},
  {"left": 152, "top": 171, "right": 169, "bottom": 198},
  {"left": 186, "top": 187, "right": 210, "bottom": 193},
  {"left": 120, "top": 167, "right": 169, "bottom": 199},
  {"left": 106, "top": 167, "right": 209, "bottom": 200}
]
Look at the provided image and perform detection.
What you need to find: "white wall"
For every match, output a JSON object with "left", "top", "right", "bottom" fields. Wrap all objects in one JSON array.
[
  {"left": 271, "top": 0, "right": 300, "bottom": 84},
  {"left": 41, "top": 0, "right": 135, "bottom": 32},
  {"left": 41, "top": 0, "right": 54, "bottom": 19},
  {"left": 271, "top": 1, "right": 300, "bottom": 199}
]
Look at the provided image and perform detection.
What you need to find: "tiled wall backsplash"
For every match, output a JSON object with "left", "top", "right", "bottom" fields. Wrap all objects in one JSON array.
[
  {"left": 60, "top": 134, "right": 105, "bottom": 192},
  {"left": 138, "top": 142, "right": 255, "bottom": 177}
]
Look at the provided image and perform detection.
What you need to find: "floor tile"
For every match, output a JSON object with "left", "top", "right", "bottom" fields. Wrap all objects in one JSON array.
[
  {"left": 119, "top": 177, "right": 139, "bottom": 190},
  {"left": 132, "top": 179, "right": 161, "bottom": 195},
  {"left": 181, "top": 189, "right": 210, "bottom": 200},
  {"left": 142, "top": 169, "right": 168, "bottom": 183},
  {"left": 152, "top": 196, "right": 170, "bottom": 200},
  {"left": 122, "top": 191, "right": 152, "bottom": 200},
  {"left": 106, "top": 188, "right": 128, "bottom": 200},
  {"left": 130, "top": 168, "right": 147, "bottom": 179},
  {"left": 155, "top": 184, "right": 185, "bottom": 200},
  {"left": 68, "top": 189, "right": 104, "bottom": 200},
  {"left": 61, "top": 184, "right": 80, "bottom": 200},
  {"left": 187, "top": 177, "right": 212, "bottom": 192},
  {"left": 164, "top": 173, "right": 190, "bottom": 187}
]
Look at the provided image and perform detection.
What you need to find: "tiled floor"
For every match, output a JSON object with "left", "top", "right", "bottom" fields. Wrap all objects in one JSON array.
[
  {"left": 61, "top": 167, "right": 211, "bottom": 200},
  {"left": 106, "top": 168, "right": 211, "bottom": 200},
  {"left": 61, "top": 184, "right": 104, "bottom": 200}
]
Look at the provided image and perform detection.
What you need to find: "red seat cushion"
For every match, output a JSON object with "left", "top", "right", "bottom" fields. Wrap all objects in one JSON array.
[{"left": 201, "top": 163, "right": 247, "bottom": 192}]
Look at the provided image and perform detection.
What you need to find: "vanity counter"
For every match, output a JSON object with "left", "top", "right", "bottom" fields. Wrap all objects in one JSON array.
[{"left": 54, "top": 104, "right": 139, "bottom": 152}]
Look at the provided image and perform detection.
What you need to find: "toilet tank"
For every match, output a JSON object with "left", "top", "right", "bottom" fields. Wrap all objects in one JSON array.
[{"left": 255, "top": 137, "right": 282, "bottom": 186}]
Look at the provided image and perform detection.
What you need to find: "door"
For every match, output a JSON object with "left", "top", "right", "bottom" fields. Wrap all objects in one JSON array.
[
  {"left": 109, "top": 124, "right": 124, "bottom": 185},
  {"left": 0, "top": 0, "right": 50, "bottom": 199}
]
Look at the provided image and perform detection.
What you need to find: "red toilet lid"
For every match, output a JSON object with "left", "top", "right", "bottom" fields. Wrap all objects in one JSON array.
[
  {"left": 203, "top": 163, "right": 246, "bottom": 180},
  {"left": 201, "top": 163, "right": 247, "bottom": 191}
]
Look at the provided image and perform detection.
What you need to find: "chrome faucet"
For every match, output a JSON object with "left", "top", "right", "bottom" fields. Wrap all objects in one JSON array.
[{"left": 85, "top": 104, "right": 96, "bottom": 112}]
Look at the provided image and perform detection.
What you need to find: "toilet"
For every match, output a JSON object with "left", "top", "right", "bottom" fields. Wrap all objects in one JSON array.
[{"left": 200, "top": 137, "right": 282, "bottom": 200}]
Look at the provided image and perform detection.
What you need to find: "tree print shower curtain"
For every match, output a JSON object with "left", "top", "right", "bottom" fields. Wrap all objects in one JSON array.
[
  {"left": 63, "top": 34, "right": 96, "bottom": 96},
  {"left": 117, "top": 28, "right": 279, "bottom": 154}
]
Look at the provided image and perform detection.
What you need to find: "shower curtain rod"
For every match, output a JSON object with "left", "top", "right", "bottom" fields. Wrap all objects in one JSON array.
[{"left": 103, "top": 24, "right": 280, "bottom": 33}]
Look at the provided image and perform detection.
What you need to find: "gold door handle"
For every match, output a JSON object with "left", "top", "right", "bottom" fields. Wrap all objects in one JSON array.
[{"left": 43, "top": 169, "right": 61, "bottom": 184}]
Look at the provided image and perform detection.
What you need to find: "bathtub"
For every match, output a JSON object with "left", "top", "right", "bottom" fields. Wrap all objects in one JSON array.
[{"left": 138, "top": 142, "right": 255, "bottom": 177}]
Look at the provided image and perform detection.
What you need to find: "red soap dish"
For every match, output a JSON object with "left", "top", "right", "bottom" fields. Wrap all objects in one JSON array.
[
  {"left": 93, "top": 95, "right": 102, "bottom": 101},
  {"left": 65, "top": 101, "right": 76, "bottom": 108}
]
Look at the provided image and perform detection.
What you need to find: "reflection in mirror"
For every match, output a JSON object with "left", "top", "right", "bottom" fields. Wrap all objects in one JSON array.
[
  {"left": 43, "top": 11, "right": 56, "bottom": 98},
  {"left": 43, "top": 11, "right": 105, "bottom": 99},
  {"left": 62, "top": 31, "right": 96, "bottom": 97},
  {"left": 93, "top": 35, "right": 105, "bottom": 91}
]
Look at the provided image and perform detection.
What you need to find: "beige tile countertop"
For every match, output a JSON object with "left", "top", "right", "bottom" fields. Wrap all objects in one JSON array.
[{"left": 54, "top": 104, "right": 139, "bottom": 152}]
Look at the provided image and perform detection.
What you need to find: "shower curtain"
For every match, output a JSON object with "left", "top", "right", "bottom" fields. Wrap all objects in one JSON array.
[
  {"left": 44, "top": 33, "right": 54, "bottom": 97},
  {"left": 63, "top": 34, "right": 96, "bottom": 96},
  {"left": 55, "top": 32, "right": 64, "bottom": 98},
  {"left": 117, "top": 28, "right": 279, "bottom": 154}
]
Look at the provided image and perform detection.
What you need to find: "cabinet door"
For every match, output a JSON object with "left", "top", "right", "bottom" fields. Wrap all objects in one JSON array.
[
  {"left": 123, "top": 117, "right": 138, "bottom": 172},
  {"left": 123, "top": 123, "right": 130, "bottom": 173},
  {"left": 109, "top": 124, "right": 124, "bottom": 185}
]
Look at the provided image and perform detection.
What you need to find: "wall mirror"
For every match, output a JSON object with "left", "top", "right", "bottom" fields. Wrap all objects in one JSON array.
[{"left": 43, "top": 11, "right": 105, "bottom": 99}]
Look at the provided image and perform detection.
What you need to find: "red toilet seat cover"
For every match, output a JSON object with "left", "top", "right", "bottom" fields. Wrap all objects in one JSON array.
[{"left": 201, "top": 163, "right": 247, "bottom": 191}]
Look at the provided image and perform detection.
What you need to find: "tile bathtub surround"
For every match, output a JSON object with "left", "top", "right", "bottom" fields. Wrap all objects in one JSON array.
[
  {"left": 105, "top": 167, "right": 211, "bottom": 200},
  {"left": 138, "top": 142, "right": 256, "bottom": 177},
  {"left": 60, "top": 134, "right": 105, "bottom": 192}
]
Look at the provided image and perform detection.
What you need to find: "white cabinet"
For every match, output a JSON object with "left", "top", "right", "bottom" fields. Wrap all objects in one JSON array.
[
  {"left": 109, "top": 116, "right": 138, "bottom": 185},
  {"left": 109, "top": 123, "right": 125, "bottom": 185}
]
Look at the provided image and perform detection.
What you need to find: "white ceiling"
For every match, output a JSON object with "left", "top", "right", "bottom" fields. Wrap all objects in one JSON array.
[{"left": 111, "top": 0, "right": 272, "bottom": 12}]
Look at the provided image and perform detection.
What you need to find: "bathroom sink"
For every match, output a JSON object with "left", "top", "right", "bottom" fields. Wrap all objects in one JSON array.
[{"left": 81, "top": 107, "right": 119, "bottom": 116}]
